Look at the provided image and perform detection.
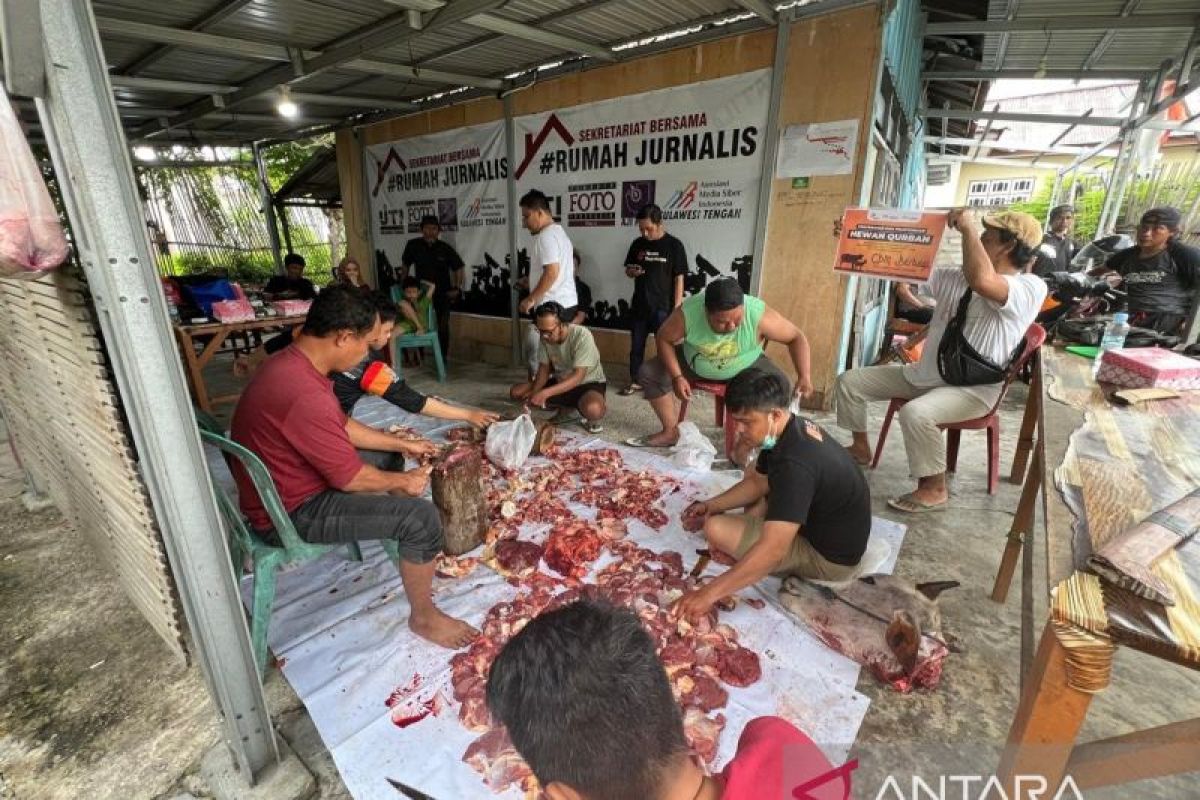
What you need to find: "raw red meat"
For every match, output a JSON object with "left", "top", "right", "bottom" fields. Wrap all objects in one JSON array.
[
  {"left": 717, "top": 646, "right": 762, "bottom": 688},
  {"left": 463, "top": 727, "right": 538, "bottom": 795},
  {"left": 493, "top": 540, "right": 543, "bottom": 578},
  {"left": 542, "top": 521, "right": 605, "bottom": 579},
  {"left": 683, "top": 708, "right": 725, "bottom": 765}
]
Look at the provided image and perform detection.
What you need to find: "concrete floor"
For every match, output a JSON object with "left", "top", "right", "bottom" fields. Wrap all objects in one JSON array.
[{"left": 2, "top": 350, "right": 1197, "bottom": 799}]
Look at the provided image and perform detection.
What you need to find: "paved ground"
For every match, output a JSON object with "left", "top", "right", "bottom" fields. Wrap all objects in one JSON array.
[{"left": 1, "top": 351, "right": 1196, "bottom": 799}]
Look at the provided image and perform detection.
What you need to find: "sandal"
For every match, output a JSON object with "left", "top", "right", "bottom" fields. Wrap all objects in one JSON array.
[
  {"left": 886, "top": 493, "right": 948, "bottom": 514},
  {"left": 623, "top": 435, "right": 675, "bottom": 448},
  {"left": 618, "top": 384, "right": 642, "bottom": 396},
  {"left": 581, "top": 420, "right": 604, "bottom": 434}
]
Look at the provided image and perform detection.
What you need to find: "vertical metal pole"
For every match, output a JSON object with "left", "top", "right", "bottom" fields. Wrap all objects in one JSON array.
[
  {"left": 354, "top": 128, "right": 379, "bottom": 287},
  {"left": 276, "top": 202, "right": 294, "bottom": 254},
  {"left": 748, "top": 12, "right": 791, "bottom": 297},
  {"left": 253, "top": 141, "right": 285, "bottom": 273},
  {"left": 503, "top": 93, "right": 521, "bottom": 367},
  {"left": 1045, "top": 172, "right": 1063, "bottom": 226},
  {"left": 37, "top": 0, "right": 277, "bottom": 782}
]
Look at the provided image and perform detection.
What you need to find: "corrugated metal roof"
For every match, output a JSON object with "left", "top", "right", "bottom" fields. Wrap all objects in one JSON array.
[
  {"left": 981, "top": 0, "right": 1200, "bottom": 72},
  {"left": 12, "top": 0, "right": 793, "bottom": 146}
]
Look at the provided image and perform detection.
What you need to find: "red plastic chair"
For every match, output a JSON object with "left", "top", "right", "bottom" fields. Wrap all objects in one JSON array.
[
  {"left": 677, "top": 379, "right": 736, "bottom": 459},
  {"left": 870, "top": 323, "right": 1046, "bottom": 494}
]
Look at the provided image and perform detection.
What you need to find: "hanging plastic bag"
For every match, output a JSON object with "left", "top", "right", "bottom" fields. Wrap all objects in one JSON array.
[
  {"left": 670, "top": 421, "right": 718, "bottom": 472},
  {"left": 0, "top": 91, "right": 69, "bottom": 278},
  {"left": 485, "top": 413, "right": 537, "bottom": 471}
]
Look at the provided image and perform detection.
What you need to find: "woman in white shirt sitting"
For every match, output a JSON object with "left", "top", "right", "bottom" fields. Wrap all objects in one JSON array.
[{"left": 836, "top": 209, "right": 1046, "bottom": 513}]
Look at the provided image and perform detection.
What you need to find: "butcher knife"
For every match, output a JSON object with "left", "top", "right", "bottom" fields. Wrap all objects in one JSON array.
[{"left": 386, "top": 776, "right": 438, "bottom": 800}]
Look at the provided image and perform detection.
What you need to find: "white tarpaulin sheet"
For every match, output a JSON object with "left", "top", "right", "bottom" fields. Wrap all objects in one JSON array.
[{"left": 224, "top": 398, "right": 906, "bottom": 799}]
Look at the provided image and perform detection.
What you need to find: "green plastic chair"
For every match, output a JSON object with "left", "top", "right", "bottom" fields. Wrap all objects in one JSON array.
[
  {"left": 390, "top": 285, "right": 446, "bottom": 382},
  {"left": 199, "top": 429, "right": 400, "bottom": 674}
]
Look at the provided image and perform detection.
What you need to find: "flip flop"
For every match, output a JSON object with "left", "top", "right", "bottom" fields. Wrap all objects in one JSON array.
[
  {"left": 618, "top": 384, "right": 642, "bottom": 396},
  {"left": 624, "top": 435, "right": 672, "bottom": 448},
  {"left": 887, "top": 493, "right": 948, "bottom": 514},
  {"left": 581, "top": 420, "right": 604, "bottom": 434}
]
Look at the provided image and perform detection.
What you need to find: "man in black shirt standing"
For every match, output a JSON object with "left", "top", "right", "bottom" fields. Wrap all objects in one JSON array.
[
  {"left": 1101, "top": 206, "right": 1200, "bottom": 336},
  {"left": 402, "top": 215, "right": 465, "bottom": 357},
  {"left": 1031, "top": 205, "right": 1078, "bottom": 277},
  {"left": 672, "top": 369, "right": 871, "bottom": 621},
  {"left": 621, "top": 205, "right": 688, "bottom": 395}
]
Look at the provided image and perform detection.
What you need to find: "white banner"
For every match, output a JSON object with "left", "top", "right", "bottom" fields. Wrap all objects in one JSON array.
[
  {"left": 365, "top": 121, "right": 514, "bottom": 317},
  {"left": 513, "top": 69, "right": 770, "bottom": 329},
  {"left": 364, "top": 71, "right": 771, "bottom": 327}
]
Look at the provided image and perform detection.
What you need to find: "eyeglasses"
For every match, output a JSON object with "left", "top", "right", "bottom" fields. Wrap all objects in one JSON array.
[{"left": 536, "top": 324, "right": 560, "bottom": 339}]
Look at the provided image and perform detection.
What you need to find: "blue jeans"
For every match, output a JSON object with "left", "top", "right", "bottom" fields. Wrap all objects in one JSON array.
[{"left": 630, "top": 309, "right": 671, "bottom": 384}]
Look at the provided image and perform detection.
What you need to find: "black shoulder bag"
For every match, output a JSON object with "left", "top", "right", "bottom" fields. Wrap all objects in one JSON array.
[{"left": 937, "top": 289, "right": 1021, "bottom": 387}]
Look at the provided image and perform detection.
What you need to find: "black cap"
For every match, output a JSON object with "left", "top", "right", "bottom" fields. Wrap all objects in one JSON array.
[
  {"left": 420, "top": 214, "right": 440, "bottom": 228},
  {"left": 1140, "top": 207, "right": 1182, "bottom": 230},
  {"left": 704, "top": 278, "right": 744, "bottom": 311}
]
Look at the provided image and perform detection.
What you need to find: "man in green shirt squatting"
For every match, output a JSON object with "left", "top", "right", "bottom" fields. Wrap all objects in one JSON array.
[
  {"left": 510, "top": 301, "right": 607, "bottom": 434},
  {"left": 626, "top": 278, "right": 813, "bottom": 448}
]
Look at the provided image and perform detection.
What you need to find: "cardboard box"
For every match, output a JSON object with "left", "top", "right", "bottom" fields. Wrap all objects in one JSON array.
[
  {"left": 210, "top": 298, "right": 256, "bottom": 323},
  {"left": 1096, "top": 347, "right": 1200, "bottom": 390},
  {"left": 271, "top": 299, "right": 312, "bottom": 317}
]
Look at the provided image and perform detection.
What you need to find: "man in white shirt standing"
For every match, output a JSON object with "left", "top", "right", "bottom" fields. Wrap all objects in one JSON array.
[
  {"left": 836, "top": 209, "right": 1047, "bottom": 513},
  {"left": 517, "top": 190, "right": 578, "bottom": 378}
]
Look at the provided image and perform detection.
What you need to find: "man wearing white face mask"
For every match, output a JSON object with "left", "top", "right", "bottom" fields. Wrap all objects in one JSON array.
[{"left": 671, "top": 369, "right": 871, "bottom": 622}]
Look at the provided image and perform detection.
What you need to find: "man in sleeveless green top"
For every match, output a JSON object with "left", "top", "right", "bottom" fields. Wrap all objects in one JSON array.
[{"left": 626, "top": 279, "right": 813, "bottom": 448}]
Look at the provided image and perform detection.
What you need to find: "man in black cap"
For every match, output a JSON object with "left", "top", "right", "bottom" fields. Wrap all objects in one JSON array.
[
  {"left": 625, "top": 278, "right": 812, "bottom": 448},
  {"left": 1031, "top": 204, "right": 1079, "bottom": 277},
  {"left": 1100, "top": 206, "right": 1199, "bottom": 336},
  {"left": 401, "top": 215, "right": 465, "bottom": 356}
]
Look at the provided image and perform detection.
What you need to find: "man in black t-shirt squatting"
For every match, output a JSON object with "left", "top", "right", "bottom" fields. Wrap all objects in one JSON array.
[
  {"left": 671, "top": 368, "right": 871, "bottom": 622},
  {"left": 622, "top": 204, "right": 688, "bottom": 395}
]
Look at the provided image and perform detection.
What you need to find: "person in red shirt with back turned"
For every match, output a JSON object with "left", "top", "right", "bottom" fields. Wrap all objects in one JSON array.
[
  {"left": 230, "top": 285, "right": 478, "bottom": 649},
  {"left": 487, "top": 600, "right": 853, "bottom": 800}
]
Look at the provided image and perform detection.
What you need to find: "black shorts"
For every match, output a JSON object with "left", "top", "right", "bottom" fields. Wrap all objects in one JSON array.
[{"left": 548, "top": 380, "right": 607, "bottom": 409}]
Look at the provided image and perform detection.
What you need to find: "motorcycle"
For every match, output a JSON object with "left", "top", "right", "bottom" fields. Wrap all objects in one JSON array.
[{"left": 1035, "top": 233, "right": 1131, "bottom": 334}]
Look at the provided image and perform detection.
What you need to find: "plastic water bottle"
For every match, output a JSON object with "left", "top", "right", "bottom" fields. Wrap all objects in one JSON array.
[{"left": 1093, "top": 312, "right": 1130, "bottom": 377}]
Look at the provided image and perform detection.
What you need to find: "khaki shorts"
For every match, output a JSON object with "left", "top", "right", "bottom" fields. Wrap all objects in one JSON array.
[{"left": 733, "top": 514, "right": 861, "bottom": 582}]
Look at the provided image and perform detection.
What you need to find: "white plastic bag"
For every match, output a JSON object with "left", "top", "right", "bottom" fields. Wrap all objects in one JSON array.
[
  {"left": 670, "top": 421, "right": 718, "bottom": 471},
  {"left": 485, "top": 413, "right": 537, "bottom": 471},
  {"left": 0, "top": 92, "right": 69, "bottom": 278}
]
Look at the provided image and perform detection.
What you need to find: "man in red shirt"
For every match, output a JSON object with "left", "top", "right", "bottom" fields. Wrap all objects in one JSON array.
[
  {"left": 487, "top": 601, "right": 851, "bottom": 799},
  {"left": 230, "top": 285, "right": 477, "bottom": 649}
]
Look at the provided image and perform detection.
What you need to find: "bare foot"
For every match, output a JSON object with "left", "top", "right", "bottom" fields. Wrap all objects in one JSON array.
[
  {"left": 844, "top": 444, "right": 872, "bottom": 466},
  {"left": 410, "top": 608, "right": 479, "bottom": 649},
  {"left": 644, "top": 430, "right": 680, "bottom": 447}
]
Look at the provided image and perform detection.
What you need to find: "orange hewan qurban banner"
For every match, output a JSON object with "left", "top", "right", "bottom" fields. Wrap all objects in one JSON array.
[{"left": 833, "top": 208, "right": 948, "bottom": 283}]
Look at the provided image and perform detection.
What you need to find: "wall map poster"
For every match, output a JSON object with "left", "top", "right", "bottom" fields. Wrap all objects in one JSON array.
[
  {"left": 365, "top": 121, "right": 513, "bottom": 317},
  {"left": 513, "top": 69, "right": 770, "bottom": 329},
  {"left": 834, "top": 208, "right": 948, "bottom": 283}
]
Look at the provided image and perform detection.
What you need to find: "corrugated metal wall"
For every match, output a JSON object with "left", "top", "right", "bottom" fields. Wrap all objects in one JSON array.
[
  {"left": 0, "top": 270, "right": 186, "bottom": 660},
  {"left": 883, "top": 0, "right": 925, "bottom": 208}
]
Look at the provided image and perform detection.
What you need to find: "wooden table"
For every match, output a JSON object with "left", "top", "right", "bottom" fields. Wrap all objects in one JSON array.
[
  {"left": 173, "top": 316, "right": 305, "bottom": 412},
  {"left": 995, "top": 346, "right": 1200, "bottom": 795}
]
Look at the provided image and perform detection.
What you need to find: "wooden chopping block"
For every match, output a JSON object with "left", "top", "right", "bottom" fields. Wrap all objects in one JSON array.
[
  {"left": 431, "top": 443, "right": 487, "bottom": 555},
  {"left": 531, "top": 421, "right": 555, "bottom": 456}
]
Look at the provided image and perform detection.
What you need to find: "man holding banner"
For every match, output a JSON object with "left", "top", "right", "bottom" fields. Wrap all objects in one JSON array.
[{"left": 517, "top": 190, "right": 578, "bottom": 378}]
